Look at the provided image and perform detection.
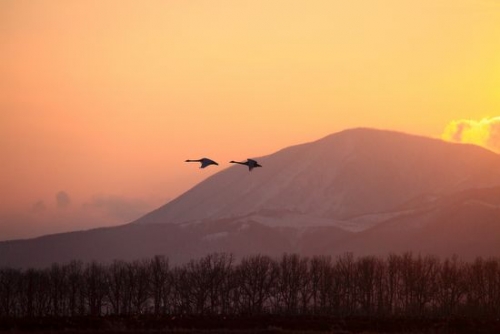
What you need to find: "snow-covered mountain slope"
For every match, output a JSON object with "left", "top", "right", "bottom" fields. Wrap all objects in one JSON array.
[
  {"left": 135, "top": 128, "right": 500, "bottom": 230},
  {"left": 332, "top": 186, "right": 500, "bottom": 260}
]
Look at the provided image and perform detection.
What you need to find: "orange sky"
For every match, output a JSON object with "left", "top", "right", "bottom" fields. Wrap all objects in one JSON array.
[{"left": 1, "top": 0, "right": 500, "bottom": 240}]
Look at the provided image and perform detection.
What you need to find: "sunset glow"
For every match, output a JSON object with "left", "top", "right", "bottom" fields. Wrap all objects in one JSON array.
[
  {"left": 1, "top": 0, "right": 500, "bottom": 240},
  {"left": 442, "top": 117, "right": 500, "bottom": 153}
]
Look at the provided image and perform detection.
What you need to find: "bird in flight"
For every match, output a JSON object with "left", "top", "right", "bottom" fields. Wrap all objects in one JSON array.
[
  {"left": 229, "top": 158, "right": 262, "bottom": 171},
  {"left": 185, "top": 158, "right": 219, "bottom": 169}
]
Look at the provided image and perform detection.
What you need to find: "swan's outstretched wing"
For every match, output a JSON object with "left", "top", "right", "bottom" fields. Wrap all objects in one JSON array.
[
  {"left": 246, "top": 159, "right": 261, "bottom": 171},
  {"left": 200, "top": 158, "right": 218, "bottom": 168}
]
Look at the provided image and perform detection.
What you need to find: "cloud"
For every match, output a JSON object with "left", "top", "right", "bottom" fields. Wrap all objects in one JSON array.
[
  {"left": 56, "top": 191, "right": 71, "bottom": 209},
  {"left": 442, "top": 117, "right": 500, "bottom": 153},
  {"left": 83, "top": 194, "right": 150, "bottom": 222}
]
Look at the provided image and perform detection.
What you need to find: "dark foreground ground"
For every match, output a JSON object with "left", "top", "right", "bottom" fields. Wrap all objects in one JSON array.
[{"left": 1, "top": 315, "right": 500, "bottom": 334}]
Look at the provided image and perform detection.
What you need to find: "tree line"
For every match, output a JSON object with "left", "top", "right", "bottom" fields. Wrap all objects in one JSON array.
[{"left": 1, "top": 253, "right": 499, "bottom": 319}]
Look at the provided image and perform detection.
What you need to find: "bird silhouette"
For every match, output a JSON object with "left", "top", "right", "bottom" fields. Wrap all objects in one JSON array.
[
  {"left": 185, "top": 158, "right": 219, "bottom": 168},
  {"left": 229, "top": 158, "right": 262, "bottom": 171}
]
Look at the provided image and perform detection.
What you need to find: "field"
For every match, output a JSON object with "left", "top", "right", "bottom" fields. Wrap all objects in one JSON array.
[{"left": 2, "top": 315, "right": 500, "bottom": 334}]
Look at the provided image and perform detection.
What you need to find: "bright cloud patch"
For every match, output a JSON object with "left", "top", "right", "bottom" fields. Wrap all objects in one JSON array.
[{"left": 442, "top": 117, "right": 500, "bottom": 153}]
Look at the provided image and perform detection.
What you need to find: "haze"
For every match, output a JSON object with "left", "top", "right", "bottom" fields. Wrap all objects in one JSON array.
[{"left": 1, "top": 0, "right": 499, "bottom": 240}]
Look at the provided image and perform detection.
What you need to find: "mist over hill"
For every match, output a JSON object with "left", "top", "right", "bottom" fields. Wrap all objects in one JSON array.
[{"left": 2, "top": 128, "right": 500, "bottom": 268}]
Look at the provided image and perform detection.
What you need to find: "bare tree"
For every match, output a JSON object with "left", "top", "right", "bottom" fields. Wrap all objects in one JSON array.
[
  {"left": 83, "top": 261, "right": 107, "bottom": 316},
  {"left": 397, "top": 253, "right": 440, "bottom": 315},
  {"left": 48, "top": 263, "right": 68, "bottom": 316},
  {"left": 384, "top": 253, "right": 402, "bottom": 315},
  {"left": 65, "top": 260, "right": 84, "bottom": 316},
  {"left": 273, "top": 254, "right": 308, "bottom": 314},
  {"left": 130, "top": 260, "right": 151, "bottom": 314},
  {"left": 436, "top": 255, "right": 466, "bottom": 316},
  {"left": 2, "top": 253, "right": 500, "bottom": 319},
  {"left": 0, "top": 268, "right": 21, "bottom": 317},
  {"left": 33, "top": 269, "right": 50, "bottom": 317},
  {"left": 199, "top": 253, "right": 233, "bottom": 314},
  {"left": 18, "top": 269, "right": 36, "bottom": 317},
  {"left": 310, "top": 256, "right": 335, "bottom": 315},
  {"left": 334, "top": 253, "right": 356, "bottom": 316},
  {"left": 355, "top": 256, "right": 383, "bottom": 316},
  {"left": 149, "top": 255, "right": 170, "bottom": 315},
  {"left": 236, "top": 254, "right": 277, "bottom": 315},
  {"left": 106, "top": 260, "right": 127, "bottom": 315},
  {"left": 171, "top": 266, "right": 193, "bottom": 314},
  {"left": 483, "top": 258, "right": 500, "bottom": 317}
]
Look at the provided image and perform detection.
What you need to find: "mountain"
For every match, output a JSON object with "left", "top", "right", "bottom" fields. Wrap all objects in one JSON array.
[
  {"left": 327, "top": 186, "right": 500, "bottom": 260},
  {"left": 136, "top": 128, "right": 500, "bottom": 230},
  {"left": 2, "top": 128, "right": 500, "bottom": 268}
]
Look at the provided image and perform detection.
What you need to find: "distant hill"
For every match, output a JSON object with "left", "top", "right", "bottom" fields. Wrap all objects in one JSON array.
[{"left": 2, "top": 128, "right": 500, "bottom": 267}]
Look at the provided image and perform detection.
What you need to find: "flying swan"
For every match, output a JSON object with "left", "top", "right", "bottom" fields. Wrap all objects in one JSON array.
[
  {"left": 229, "top": 159, "right": 262, "bottom": 171},
  {"left": 185, "top": 158, "right": 219, "bottom": 168}
]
